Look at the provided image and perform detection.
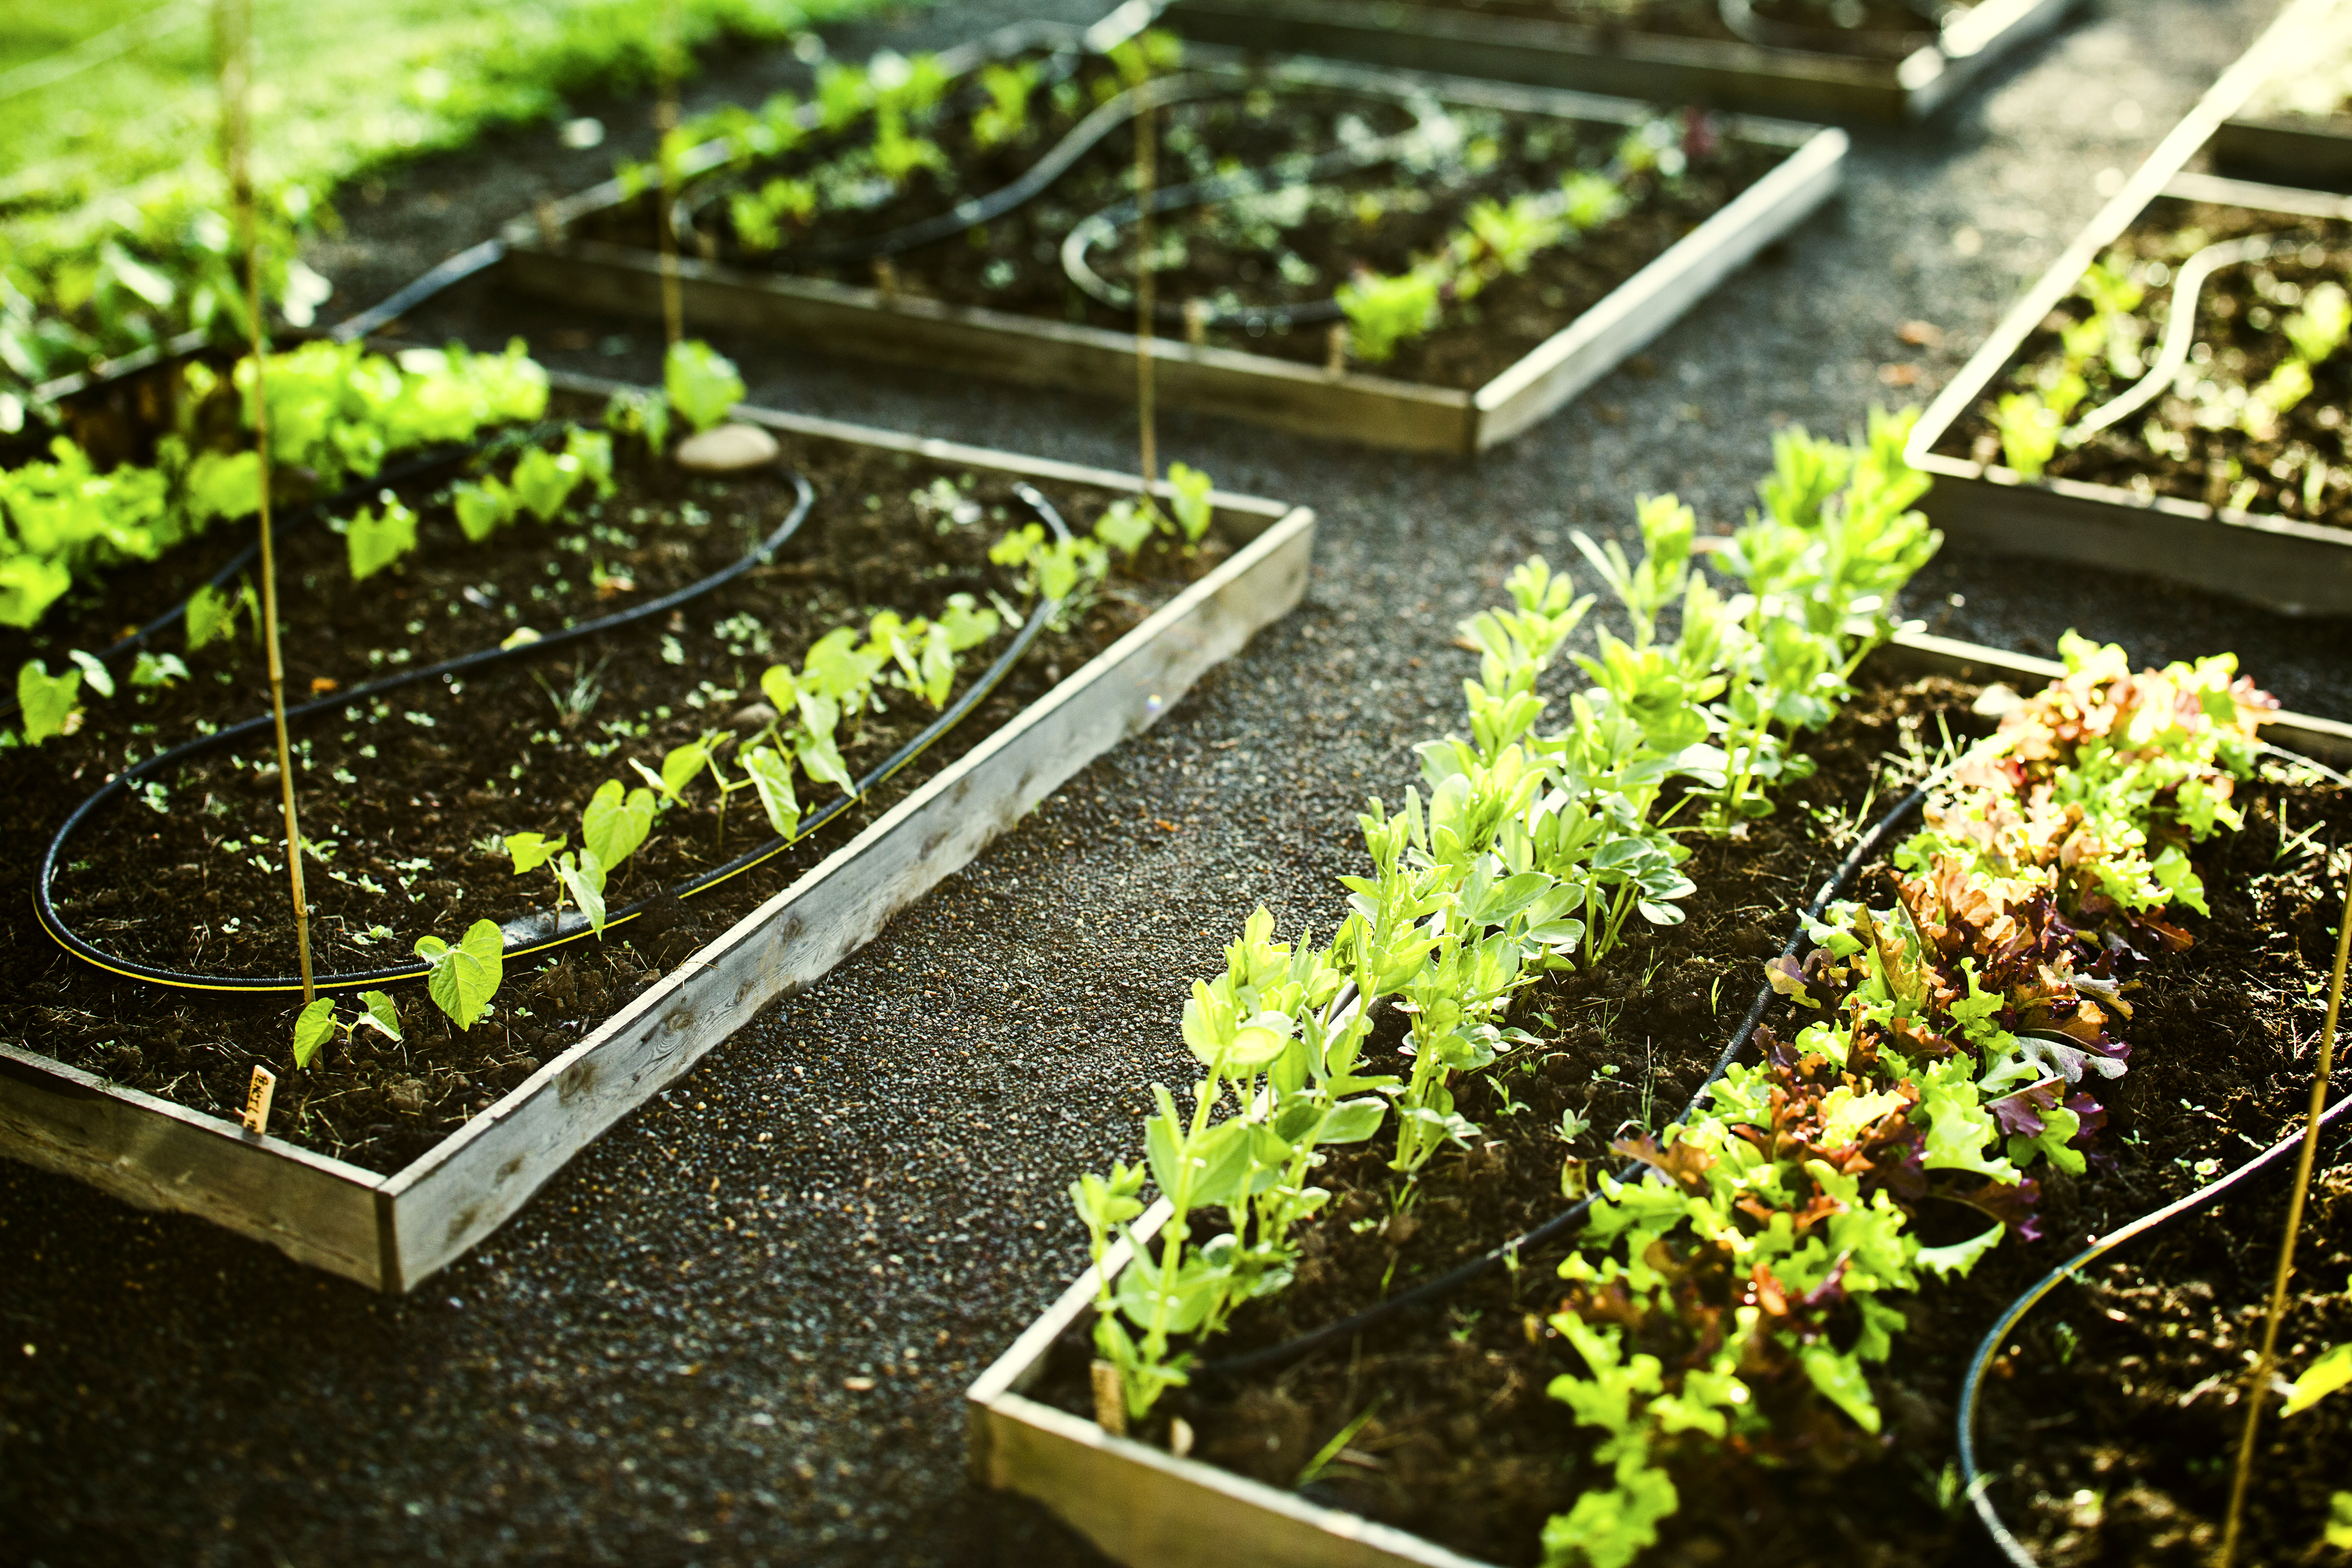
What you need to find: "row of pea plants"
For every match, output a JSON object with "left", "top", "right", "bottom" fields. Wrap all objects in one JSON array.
[
  {"left": 1069, "top": 408, "right": 1942, "bottom": 1421},
  {"left": 1535, "top": 634, "right": 2278, "bottom": 1567}
]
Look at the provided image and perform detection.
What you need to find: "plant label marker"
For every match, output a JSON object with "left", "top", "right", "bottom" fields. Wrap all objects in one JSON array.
[
  {"left": 1089, "top": 1359, "right": 1127, "bottom": 1436},
  {"left": 241, "top": 1065, "right": 276, "bottom": 1136}
]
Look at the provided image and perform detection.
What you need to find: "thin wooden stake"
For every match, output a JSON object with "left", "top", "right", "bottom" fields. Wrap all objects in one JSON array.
[
  {"left": 1089, "top": 1358, "right": 1129, "bottom": 1437},
  {"left": 2220, "top": 861, "right": 2352, "bottom": 1565},
  {"left": 654, "top": 0, "right": 685, "bottom": 350},
  {"left": 1133, "top": 82, "right": 1157, "bottom": 496},
  {"left": 218, "top": 0, "right": 313, "bottom": 1004}
]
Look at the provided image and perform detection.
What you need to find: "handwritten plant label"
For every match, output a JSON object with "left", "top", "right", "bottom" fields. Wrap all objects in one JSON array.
[{"left": 242, "top": 1064, "right": 277, "bottom": 1135}]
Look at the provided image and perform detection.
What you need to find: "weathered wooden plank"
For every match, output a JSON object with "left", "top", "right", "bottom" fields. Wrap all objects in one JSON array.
[
  {"left": 384, "top": 506, "right": 1316, "bottom": 1288},
  {"left": 1152, "top": 0, "right": 2080, "bottom": 124},
  {"left": 1909, "top": 453, "right": 2352, "bottom": 618},
  {"left": 0, "top": 1043, "right": 386, "bottom": 1286},
  {"left": 1474, "top": 125, "right": 1846, "bottom": 448},
  {"left": 2213, "top": 116, "right": 2352, "bottom": 194}
]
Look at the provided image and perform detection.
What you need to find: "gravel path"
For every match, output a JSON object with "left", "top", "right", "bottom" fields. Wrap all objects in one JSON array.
[{"left": 3, "top": 2, "right": 2329, "bottom": 1565}]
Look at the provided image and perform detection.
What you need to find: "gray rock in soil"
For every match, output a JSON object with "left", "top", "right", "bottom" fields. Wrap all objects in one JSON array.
[{"left": 674, "top": 421, "right": 781, "bottom": 472}]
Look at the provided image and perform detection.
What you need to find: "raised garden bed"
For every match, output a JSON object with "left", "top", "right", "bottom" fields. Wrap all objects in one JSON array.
[
  {"left": 969, "top": 626, "right": 2352, "bottom": 1568},
  {"left": 0, "top": 369, "right": 1314, "bottom": 1293},
  {"left": 500, "top": 31, "right": 1844, "bottom": 454},
  {"left": 1909, "top": 170, "right": 2352, "bottom": 617},
  {"left": 2213, "top": 0, "right": 2352, "bottom": 192},
  {"left": 1145, "top": 0, "right": 2083, "bottom": 125}
]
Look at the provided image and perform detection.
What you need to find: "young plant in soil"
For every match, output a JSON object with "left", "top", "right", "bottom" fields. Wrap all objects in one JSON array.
[
  {"left": 1944, "top": 197, "right": 2352, "bottom": 527},
  {"left": 1067, "top": 409, "right": 1939, "bottom": 1428}
]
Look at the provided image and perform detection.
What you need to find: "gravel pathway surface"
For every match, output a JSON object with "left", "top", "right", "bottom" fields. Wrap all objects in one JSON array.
[{"left": 4, "top": 2, "right": 2331, "bottom": 1565}]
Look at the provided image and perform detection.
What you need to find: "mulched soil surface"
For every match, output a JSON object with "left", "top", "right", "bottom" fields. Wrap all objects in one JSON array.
[
  {"left": 1, "top": 390, "right": 1204, "bottom": 1173},
  {"left": 1028, "top": 674, "right": 2352, "bottom": 1566},
  {"left": 1937, "top": 195, "right": 2352, "bottom": 530},
  {"left": 13, "top": 2, "right": 2352, "bottom": 1566},
  {"left": 581, "top": 53, "right": 1780, "bottom": 391}
]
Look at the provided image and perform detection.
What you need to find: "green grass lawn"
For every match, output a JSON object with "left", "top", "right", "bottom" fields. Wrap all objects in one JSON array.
[{"left": 1, "top": 0, "right": 891, "bottom": 248}]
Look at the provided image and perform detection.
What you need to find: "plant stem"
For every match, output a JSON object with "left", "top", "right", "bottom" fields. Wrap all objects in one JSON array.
[
  {"left": 655, "top": 0, "right": 684, "bottom": 350},
  {"left": 218, "top": 0, "right": 313, "bottom": 1004},
  {"left": 2219, "top": 870, "right": 2352, "bottom": 1566},
  {"left": 1133, "top": 80, "right": 1156, "bottom": 495}
]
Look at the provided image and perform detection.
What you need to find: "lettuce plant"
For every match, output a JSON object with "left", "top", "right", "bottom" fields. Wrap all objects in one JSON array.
[
  {"left": 1534, "top": 635, "right": 2275, "bottom": 1566},
  {"left": 663, "top": 338, "right": 746, "bottom": 434}
]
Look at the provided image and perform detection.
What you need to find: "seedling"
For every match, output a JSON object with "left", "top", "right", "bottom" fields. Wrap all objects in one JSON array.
[
  {"left": 413, "top": 919, "right": 505, "bottom": 1032},
  {"left": 663, "top": 339, "right": 746, "bottom": 434},
  {"left": 290, "top": 990, "right": 401, "bottom": 1070}
]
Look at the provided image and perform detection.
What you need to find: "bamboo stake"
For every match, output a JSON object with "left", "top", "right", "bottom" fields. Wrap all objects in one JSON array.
[
  {"left": 1133, "top": 79, "right": 1157, "bottom": 497},
  {"left": 217, "top": 0, "right": 313, "bottom": 1004},
  {"left": 654, "top": 0, "right": 685, "bottom": 349},
  {"left": 2220, "top": 862, "right": 2352, "bottom": 1565}
]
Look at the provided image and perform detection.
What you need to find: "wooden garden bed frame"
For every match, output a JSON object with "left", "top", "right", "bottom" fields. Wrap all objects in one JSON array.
[
  {"left": 1903, "top": 0, "right": 2352, "bottom": 614},
  {"left": 498, "top": 53, "right": 1846, "bottom": 455},
  {"left": 964, "top": 626, "right": 2352, "bottom": 1568},
  {"left": 0, "top": 376, "right": 1316, "bottom": 1294},
  {"left": 1143, "top": 0, "right": 2083, "bottom": 125}
]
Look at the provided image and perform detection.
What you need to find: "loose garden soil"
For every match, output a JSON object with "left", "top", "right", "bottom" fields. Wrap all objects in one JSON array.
[
  {"left": 1033, "top": 666, "right": 2352, "bottom": 1568},
  {"left": 0, "top": 387, "right": 1219, "bottom": 1175},
  {"left": 580, "top": 58, "right": 1782, "bottom": 391},
  {"left": 1938, "top": 196, "right": 2352, "bottom": 530},
  {"left": 1978, "top": 1144, "right": 2352, "bottom": 1566}
]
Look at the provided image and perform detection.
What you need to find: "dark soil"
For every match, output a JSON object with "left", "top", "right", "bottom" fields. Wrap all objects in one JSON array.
[
  {"left": 1977, "top": 1144, "right": 2352, "bottom": 1566},
  {"left": 582, "top": 56, "right": 1781, "bottom": 391},
  {"left": 1033, "top": 671, "right": 2352, "bottom": 1568},
  {"left": 1937, "top": 195, "right": 2352, "bottom": 530},
  {"left": 1, "top": 389, "right": 1215, "bottom": 1175},
  {"left": 1393, "top": 0, "right": 1941, "bottom": 60}
]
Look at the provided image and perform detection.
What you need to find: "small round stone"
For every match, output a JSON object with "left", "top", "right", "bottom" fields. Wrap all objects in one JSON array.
[{"left": 674, "top": 422, "right": 781, "bottom": 473}]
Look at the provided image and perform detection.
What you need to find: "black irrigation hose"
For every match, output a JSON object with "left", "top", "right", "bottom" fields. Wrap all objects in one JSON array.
[
  {"left": 1958, "top": 743, "right": 2352, "bottom": 1568},
  {"left": 328, "top": 236, "right": 509, "bottom": 344},
  {"left": 1193, "top": 774, "right": 1940, "bottom": 1387},
  {"left": 674, "top": 69, "right": 1231, "bottom": 267},
  {"left": 32, "top": 476, "right": 1071, "bottom": 994}
]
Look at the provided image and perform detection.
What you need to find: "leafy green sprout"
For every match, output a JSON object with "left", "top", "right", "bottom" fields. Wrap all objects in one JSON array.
[
  {"left": 663, "top": 338, "right": 746, "bottom": 435},
  {"left": 413, "top": 919, "right": 504, "bottom": 1032},
  {"left": 290, "top": 989, "right": 401, "bottom": 1070}
]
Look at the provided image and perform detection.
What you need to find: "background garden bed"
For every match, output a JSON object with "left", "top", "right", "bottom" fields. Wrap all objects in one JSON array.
[
  {"left": 503, "top": 50, "right": 1845, "bottom": 453},
  {"left": 1145, "top": 0, "right": 2083, "bottom": 125}
]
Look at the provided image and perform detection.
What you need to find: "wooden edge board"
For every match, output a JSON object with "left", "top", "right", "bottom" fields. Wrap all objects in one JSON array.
[
  {"left": 1906, "top": 447, "right": 2352, "bottom": 616},
  {"left": 1907, "top": 0, "right": 2339, "bottom": 462},
  {"left": 1472, "top": 124, "right": 1846, "bottom": 445},
  {"left": 965, "top": 1203, "right": 1500, "bottom": 1568},
  {"left": 0, "top": 1041, "right": 386, "bottom": 1281},
  {"left": 379, "top": 500, "right": 1315, "bottom": 1288},
  {"left": 2160, "top": 169, "right": 2352, "bottom": 221},
  {"left": 542, "top": 367, "right": 1291, "bottom": 519},
  {"left": 1881, "top": 629, "right": 2352, "bottom": 767},
  {"left": 0, "top": 394, "right": 1312, "bottom": 1291}
]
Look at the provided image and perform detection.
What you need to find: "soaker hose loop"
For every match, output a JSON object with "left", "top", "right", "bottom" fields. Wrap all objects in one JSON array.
[
  {"left": 1956, "top": 742, "right": 2352, "bottom": 1567},
  {"left": 674, "top": 70, "right": 1231, "bottom": 268},
  {"left": 2068, "top": 234, "right": 2285, "bottom": 442},
  {"left": 1192, "top": 772, "right": 1942, "bottom": 1386},
  {"left": 32, "top": 476, "right": 1073, "bottom": 993}
]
